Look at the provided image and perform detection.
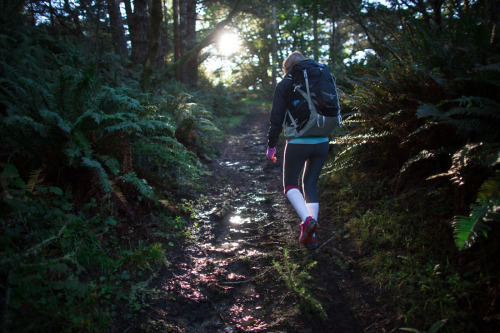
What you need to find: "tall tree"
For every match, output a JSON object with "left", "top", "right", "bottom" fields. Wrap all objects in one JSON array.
[
  {"left": 328, "top": 0, "right": 346, "bottom": 71},
  {"left": 105, "top": 0, "right": 128, "bottom": 57},
  {"left": 311, "top": 3, "right": 320, "bottom": 60},
  {"left": 271, "top": 0, "right": 278, "bottom": 86},
  {"left": 141, "top": 0, "right": 163, "bottom": 90},
  {"left": 157, "top": 1, "right": 170, "bottom": 70},
  {"left": 124, "top": 0, "right": 149, "bottom": 64},
  {"left": 173, "top": 0, "right": 181, "bottom": 77},
  {"left": 172, "top": 0, "right": 197, "bottom": 83},
  {"left": 185, "top": 0, "right": 198, "bottom": 83}
]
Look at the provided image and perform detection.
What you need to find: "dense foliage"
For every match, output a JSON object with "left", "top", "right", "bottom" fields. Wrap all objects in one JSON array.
[
  {"left": 0, "top": 8, "right": 243, "bottom": 331},
  {"left": 321, "top": 1, "right": 500, "bottom": 331}
]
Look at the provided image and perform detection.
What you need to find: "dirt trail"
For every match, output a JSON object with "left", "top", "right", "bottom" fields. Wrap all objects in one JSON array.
[{"left": 129, "top": 106, "right": 393, "bottom": 332}]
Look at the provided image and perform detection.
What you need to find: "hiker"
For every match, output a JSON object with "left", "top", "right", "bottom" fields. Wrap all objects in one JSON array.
[{"left": 266, "top": 51, "right": 340, "bottom": 249}]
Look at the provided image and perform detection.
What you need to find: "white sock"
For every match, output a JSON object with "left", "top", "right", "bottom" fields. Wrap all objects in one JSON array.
[
  {"left": 307, "top": 203, "right": 319, "bottom": 239},
  {"left": 286, "top": 188, "right": 310, "bottom": 222},
  {"left": 306, "top": 202, "right": 319, "bottom": 220}
]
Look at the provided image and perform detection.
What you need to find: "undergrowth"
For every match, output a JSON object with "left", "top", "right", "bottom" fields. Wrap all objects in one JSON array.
[
  {"left": 319, "top": 8, "right": 500, "bottom": 331},
  {"left": 0, "top": 165, "right": 184, "bottom": 332},
  {"left": 0, "top": 19, "right": 247, "bottom": 332},
  {"left": 320, "top": 165, "right": 497, "bottom": 332},
  {"left": 273, "top": 248, "right": 327, "bottom": 321}
]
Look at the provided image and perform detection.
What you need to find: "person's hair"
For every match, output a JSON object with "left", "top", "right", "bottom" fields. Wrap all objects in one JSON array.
[{"left": 282, "top": 51, "right": 306, "bottom": 75}]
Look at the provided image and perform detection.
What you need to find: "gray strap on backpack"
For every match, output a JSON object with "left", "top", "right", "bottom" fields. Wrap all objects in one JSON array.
[{"left": 298, "top": 69, "right": 326, "bottom": 128}]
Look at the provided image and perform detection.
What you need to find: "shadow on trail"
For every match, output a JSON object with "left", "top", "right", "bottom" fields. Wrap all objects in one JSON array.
[{"left": 128, "top": 106, "right": 390, "bottom": 332}]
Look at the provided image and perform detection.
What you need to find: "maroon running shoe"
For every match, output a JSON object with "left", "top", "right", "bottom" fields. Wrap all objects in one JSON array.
[
  {"left": 305, "top": 234, "right": 318, "bottom": 250},
  {"left": 299, "top": 217, "right": 317, "bottom": 244}
]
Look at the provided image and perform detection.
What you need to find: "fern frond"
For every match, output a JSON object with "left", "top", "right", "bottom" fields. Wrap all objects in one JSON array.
[
  {"left": 477, "top": 170, "right": 500, "bottom": 202},
  {"left": 136, "top": 119, "right": 175, "bottom": 133},
  {"left": 417, "top": 104, "right": 447, "bottom": 120},
  {"left": 98, "top": 155, "right": 121, "bottom": 176},
  {"left": 105, "top": 121, "right": 142, "bottom": 134},
  {"left": 100, "top": 112, "right": 138, "bottom": 122},
  {"left": 26, "top": 167, "right": 45, "bottom": 193},
  {"left": 109, "top": 180, "right": 128, "bottom": 206},
  {"left": 324, "top": 142, "right": 360, "bottom": 173},
  {"left": 3, "top": 113, "right": 45, "bottom": 134},
  {"left": 452, "top": 198, "right": 499, "bottom": 250},
  {"left": 39, "top": 109, "right": 72, "bottom": 135},
  {"left": 132, "top": 137, "right": 207, "bottom": 185},
  {"left": 74, "top": 109, "right": 103, "bottom": 126},
  {"left": 81, "top": 157, "right": 111, "bottom": 194},
  {"left": 445, "top": 143, "right": 498, "bottom": 187},
  {"left": 63, "top": 144, "right": 83, "bottom": 161},
  {"left": 123, "top": 172, "right": 157, "bottom": 201},
  {"left": 0, "top": 76, "right": 27, "bottom": 102},
  {"left": 400, "top": 149, "right": 445, "bottom": 175},
  {"left": 63, "top": 130, "right": 93, "bottom": 161},
  {"left": 448, "top": 106, "right": 500, "bottom": 121}
]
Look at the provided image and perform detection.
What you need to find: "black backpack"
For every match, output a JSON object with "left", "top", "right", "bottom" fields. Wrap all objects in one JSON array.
[{"left": 285, "top": 59, "right": 341, "bottom": 138}]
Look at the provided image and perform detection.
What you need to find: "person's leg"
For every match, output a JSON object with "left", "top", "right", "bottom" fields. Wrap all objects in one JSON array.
[
  {"left": 283, "top": 142, "right": 310, "bottom": 221},
  {"left": 306, "top": 202, "right": 319, "bottom": 220},
  {"left": 302, "top": 142, "right": 329, "bottom": 204},
  {"left": 302, "top": 142, "right": 329, "bottom": 248},
  {"left": 283, "top": 142, "right": 318, "bottom": 244},
  {"left": 285, "top": 188, "right": 310, "bottom": 222}
]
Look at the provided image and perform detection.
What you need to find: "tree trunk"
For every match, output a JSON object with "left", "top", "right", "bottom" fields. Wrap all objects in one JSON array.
[
  {"left": 173, "top": 0, "right": 181, "bottom": 77},
  {"left": 271, "top": 0, "right": 277, "bottom": 85},
  {"left": 185, "top": 0, "right": 198, "bottom": 84},
  {"left": 129, "top": 0, "right": 149, "bottom": 64},
  {"left": 157, "top": 2, "right": 169, "bottom": 70},
  {"left": 329, "top": 1, "right": 343, "bottom": 71},
  {"left": 173, "top": 0, "right": 198, "bottom": 84},
  {"left": 105, "top": 0, "right": 128, "bottom": 57},
  {"left": 431, "top": 0, "right": 444, "bottom": 30},
  {"left": 312, "top": 5, "right": 319, "bottom": 60},
  {"left": 177, "top": 0, "right": 189, "bottom": 82},
  {"left": 141, "top": 0, "right": 163, "bottom": 91}
]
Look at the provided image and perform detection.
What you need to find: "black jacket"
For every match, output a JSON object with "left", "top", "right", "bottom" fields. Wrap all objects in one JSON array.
[{"left": 267, "top": 75, "right": 292, "bottom": 148}]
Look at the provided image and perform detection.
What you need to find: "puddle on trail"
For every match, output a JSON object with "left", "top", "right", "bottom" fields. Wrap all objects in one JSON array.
[
  {"left": 222, "top": 161, "right": 240, "bottom": 167},
  {"left": 159, "top": 155, "right": 280, "bottom": 332}
]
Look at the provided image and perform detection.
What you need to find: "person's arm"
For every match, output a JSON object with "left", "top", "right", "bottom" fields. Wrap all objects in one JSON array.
[{"left": 267, "top": 79, "right": 291, "bottom": 149}]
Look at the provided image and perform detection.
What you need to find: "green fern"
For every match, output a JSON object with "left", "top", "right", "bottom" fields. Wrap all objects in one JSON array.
[
  {"left": 325, "top": 142, "right": 359, "bottom": 173},
  {"left": 417, "top": 96, "right": 500, "bottom": 141},
  {"left": 452, "top": 198, "right": 498, "bottom": 250},
  {"left": 81, "top": 157, "right": 111, "bottom": 194},
  {"left": 477, "top": 170, "right": 500, "bottom": 202},
  {"left": 453, "top": 171, "right": 500, "bottom": 250},
  {"left": 105, "top": 120, "right": 142, "bottom": 134},
  {"left": 98, "top": 156, "right": 121, "bottom": 176},
  {"left": 25, "top": 167, "right": 45, "bottom": 193},
  {"left": 133, "top": 136, "right": 207, "bottom": 186},
  {"left": 399, "top": 149, "right": 445, "bottom": 175},
  {"left": 123, "top": 172, "right": 157, "bottom": 201}
]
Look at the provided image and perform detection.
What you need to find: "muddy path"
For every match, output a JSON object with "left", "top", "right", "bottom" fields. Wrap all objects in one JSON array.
[{"left": 129, "top": 106, "right": 394, "bottom": 332}]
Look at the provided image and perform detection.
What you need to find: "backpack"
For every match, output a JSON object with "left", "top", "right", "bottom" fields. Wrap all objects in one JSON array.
[{"left": 284, "top": 60, "right": 341, "bottom": 138}]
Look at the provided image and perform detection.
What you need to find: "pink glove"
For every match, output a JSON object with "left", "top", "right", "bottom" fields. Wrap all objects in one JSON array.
[{"left": 266, "top": 147, "right": 277, "bottom": 162}]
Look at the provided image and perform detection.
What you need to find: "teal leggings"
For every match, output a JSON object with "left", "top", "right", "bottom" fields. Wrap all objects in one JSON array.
[{"left": 283, "top": 141, "right": 329, "bottom": 202}]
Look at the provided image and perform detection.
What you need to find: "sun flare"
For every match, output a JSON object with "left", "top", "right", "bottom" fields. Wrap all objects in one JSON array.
[{"left": 217, "top": 32, "right": 241, "bottom": 56}]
